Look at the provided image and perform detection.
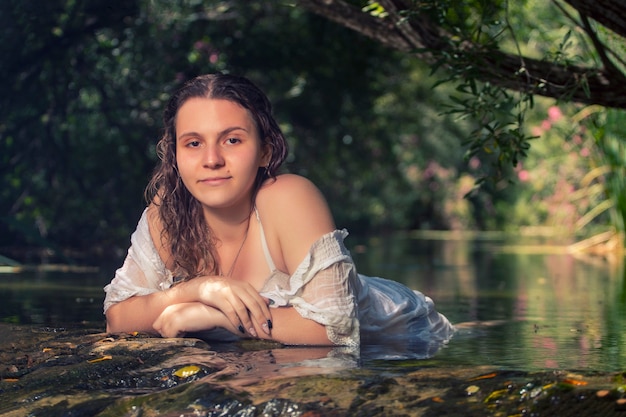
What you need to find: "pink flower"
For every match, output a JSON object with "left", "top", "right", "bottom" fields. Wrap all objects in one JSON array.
[
  {"left": 469, "top": 156, "right": 480, "bottom": 170},
  {"left": 518, "top": 170, "right": 530, "bottom": 182},
  {"left": 548, "top": 106, "right": 563, "bottom": 122}
]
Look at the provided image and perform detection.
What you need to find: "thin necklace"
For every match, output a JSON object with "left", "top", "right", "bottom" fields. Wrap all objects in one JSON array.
[{"left": 220, "top": 214, "right": 251, "bottom": 277}]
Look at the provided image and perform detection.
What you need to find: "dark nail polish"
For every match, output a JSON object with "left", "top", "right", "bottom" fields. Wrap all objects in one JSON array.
[
  {"left": 267, "top": 320, "right": 273, "bottom": 330},
  {"left": 238, "top": 325, "right": 245, "bottom": 334}
]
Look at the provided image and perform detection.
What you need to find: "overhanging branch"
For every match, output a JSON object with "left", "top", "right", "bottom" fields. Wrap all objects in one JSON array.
[{"left": 297, "top": 0, "right": 626, "bottom": 109}]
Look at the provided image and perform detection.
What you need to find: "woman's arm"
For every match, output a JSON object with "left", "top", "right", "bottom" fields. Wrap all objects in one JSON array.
[
  {"left": 249, "top": 306, "right": 331, "bottom": 345},
  {"left": 106, "top": 276, "right": 272, "bottom": 336},
  {"left": 151, "top": 301, "right": 332, "bottom": 344},
  {"left": 105, "top": 287, "right": 179, "bottom": 334},
  {"left": 152, "top": 302, "right": 239, "bottom": 338},
  {"left": 106, "top": 203, "right": 273, "bottom": 336},
  {"left": 255, "top": 175, "right": 352, "bottom": 346}
]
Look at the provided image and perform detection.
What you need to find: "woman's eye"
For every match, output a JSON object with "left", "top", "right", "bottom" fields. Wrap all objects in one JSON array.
[
  {"left": 187, "top": 140, "right": 201, "bottom": 148},
  {"left": 225, "top": 137, "right": 241, "bottom": 145}
]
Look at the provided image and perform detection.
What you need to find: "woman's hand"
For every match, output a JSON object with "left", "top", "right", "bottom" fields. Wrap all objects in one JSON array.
[
  {"left": 153, "top": 302, "right": 235, "bottom": 338},
  {"left": 184, "top": 276, "right": 273, "bottom": 338}
]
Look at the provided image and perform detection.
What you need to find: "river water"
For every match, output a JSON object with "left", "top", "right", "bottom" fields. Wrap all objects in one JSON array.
[
  {"left": 2, "top": 233, "right": 624, "bottom": 372},
  {"left": 352, "top": 232, "right": 626, "bottom": 372}
]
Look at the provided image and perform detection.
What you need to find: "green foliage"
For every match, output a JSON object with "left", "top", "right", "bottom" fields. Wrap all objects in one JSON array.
[
  {"left": 2, "top": 0, "right": 624, "bottom": 263},
  {"left": 1, "top": 0, "right": 151, "bottom": 252},
  {"left": 493, "top": 100, "right": 626, "bottom": 238},
  {"left": 391, "top": 0, "right": 614, "bottom": 191},
  {"left": 588, "top": 108, "right": 626, "bottom": 236},
  {"left": 416, "top": 1, "right": 535, "bottom": 184},
  {"left": 0, "top": 0, "right": 482, "bottom": 262}
]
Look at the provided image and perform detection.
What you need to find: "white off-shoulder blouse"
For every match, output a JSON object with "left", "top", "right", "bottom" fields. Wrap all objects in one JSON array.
[{"left": 104, "top": 209, "right": 454, "bottom": 350}]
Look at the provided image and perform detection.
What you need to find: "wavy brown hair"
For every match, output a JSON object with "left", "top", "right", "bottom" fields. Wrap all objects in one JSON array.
[{"left": 146, "top": 73, "right": 289, "bottom": 281}]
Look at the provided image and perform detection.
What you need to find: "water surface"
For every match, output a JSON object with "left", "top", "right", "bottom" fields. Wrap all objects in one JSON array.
[{"left": 2, "top": 234, "right": 625, "bottom": 372}]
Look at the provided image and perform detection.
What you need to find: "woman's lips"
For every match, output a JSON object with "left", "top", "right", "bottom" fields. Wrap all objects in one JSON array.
[{"left": 199, "top": 176, "right": 230, "bottom": 185}]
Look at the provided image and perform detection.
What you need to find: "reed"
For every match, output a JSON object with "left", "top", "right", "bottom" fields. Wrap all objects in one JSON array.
[{"left": 573, "top": 107, "right": 626, "bottom": 251}]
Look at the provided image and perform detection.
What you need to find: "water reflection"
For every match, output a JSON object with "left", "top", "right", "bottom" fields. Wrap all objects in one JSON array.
[
  {"left": 2, "top": 234, "right": 626, "bottom": 372},
  {"left": 200, "top": 345, "right": 359, "bottom": 387},
  {"left": 0, "top": 270, "right": 106, "bottom": 326},
  {"left": 351, "top": 233, "right": 626, "bottom": 372}
]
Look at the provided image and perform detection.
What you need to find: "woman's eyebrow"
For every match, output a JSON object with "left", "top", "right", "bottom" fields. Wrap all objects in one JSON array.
[
  {"left": 177, "top": 126, "right": 249, "bottom": 141},
  {"left": 218, "top": 126, "right": 250, "bottom": 136},
  {"left": 177, "top": 131, "right": 201, "bottom": 141}
]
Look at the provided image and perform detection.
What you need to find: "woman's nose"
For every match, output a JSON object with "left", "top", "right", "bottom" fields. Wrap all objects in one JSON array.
[{"left": 203, "top": 144, "right": 224, "bottom": 168}]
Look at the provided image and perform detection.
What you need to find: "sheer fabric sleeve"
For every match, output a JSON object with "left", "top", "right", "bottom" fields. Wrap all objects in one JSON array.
[
  {"left": 259, "top": 230, "right": 361, "bottom": 347},
  {"left": 103, "top": 209, "right": 174, "bottom": 313}
]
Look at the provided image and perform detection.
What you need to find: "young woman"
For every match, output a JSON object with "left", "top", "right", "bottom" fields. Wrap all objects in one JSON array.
[{"left": 104, "top": 73, "right": 454, "bottom": 349}]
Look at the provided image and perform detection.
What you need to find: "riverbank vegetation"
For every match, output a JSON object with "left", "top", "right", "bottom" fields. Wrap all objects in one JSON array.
[{"left": 1, "top": 0, "right": 625, "bottom": 265}]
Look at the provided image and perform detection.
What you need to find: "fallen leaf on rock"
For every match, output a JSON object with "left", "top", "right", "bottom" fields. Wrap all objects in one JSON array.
[
  {"left": 484, "top": 388, "right": 507, "bottom": 403},
  {"left": 596, "top": 390, "right": 610, "bottom": 398},
  {"left": 468, "top": 372, "right": 497, "bottom": 381},
  {"left": 561, "top": 378, "right": 587, "bottom": 386},
  {"left": 173, "top": 365, "right": 201, "bottom": 378},
  {"left": 87, "top": 355, "right": 112, "bottom": 363}
]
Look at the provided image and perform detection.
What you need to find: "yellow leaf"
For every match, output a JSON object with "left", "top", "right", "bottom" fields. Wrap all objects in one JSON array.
[
  {"left": 87, "top": 355, "right": 112, "bottom": 363},
  {"left": 484, "top": 388, "right": 507, "bottom": 403},
  {"left": 173, "top": 365, "right": 201, "bottom": 378},
  {"left": 465, "top": 385, "right": 480, "bottom": 395}
]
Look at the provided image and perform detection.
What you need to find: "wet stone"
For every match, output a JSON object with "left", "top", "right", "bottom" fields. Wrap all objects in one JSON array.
[{"left": 2, "top": 323, "right": 626, "bottom": 416}]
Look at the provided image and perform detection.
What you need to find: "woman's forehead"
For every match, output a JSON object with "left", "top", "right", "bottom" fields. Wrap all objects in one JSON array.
[{"left": 175, "top": 98, "right": 258, "bottom": 136}]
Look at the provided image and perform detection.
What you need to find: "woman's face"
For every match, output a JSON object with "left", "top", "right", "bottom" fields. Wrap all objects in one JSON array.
[{"left": 175, "top": 97, "right": 269, "bottom": 212}]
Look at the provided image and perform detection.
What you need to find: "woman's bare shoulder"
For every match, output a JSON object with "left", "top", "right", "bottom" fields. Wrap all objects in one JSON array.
[
  {"left": 257, "top": 174, "right": 329, "bottom": 214},
  {"left": 260, "top": 173, "right": 317, "bottom": 192},
  {"left": 256, "top": 174, "right": 336, "bottom": 272}
]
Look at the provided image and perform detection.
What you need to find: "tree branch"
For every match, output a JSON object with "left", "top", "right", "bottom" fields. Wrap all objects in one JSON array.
[
  {"left": 564, "top": 0, "right": 626, "bottom": 39},
  {"left": 296, "top": 0, "right": 414, "bottom": 51},
  {"left": 297, "top": 0, "right": 626, "bottom": 109}
]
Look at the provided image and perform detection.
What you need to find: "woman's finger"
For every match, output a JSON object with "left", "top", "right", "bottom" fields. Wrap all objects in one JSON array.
[
  {"left": 238, "top": 287, "right": 273, "bottom": 336},
  {"left": 220, "top": 289, "right": 261, "bottom": 337},
  {"left": 201, "top": 279, "right": 272, "bottom": 338}
]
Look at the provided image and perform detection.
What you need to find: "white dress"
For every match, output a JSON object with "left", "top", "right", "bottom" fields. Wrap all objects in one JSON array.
[{"left": 104, "top": 209, "right": 455, "bottom": 355}]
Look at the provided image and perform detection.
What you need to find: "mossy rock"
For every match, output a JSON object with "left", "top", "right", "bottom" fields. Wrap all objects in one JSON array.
[{"left": 2, "top": 324, "right": 626, "bottom": 416}]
